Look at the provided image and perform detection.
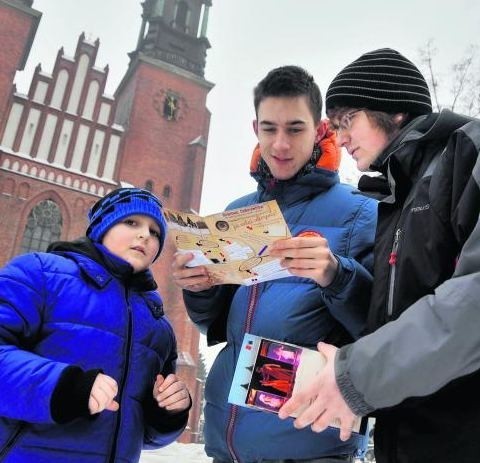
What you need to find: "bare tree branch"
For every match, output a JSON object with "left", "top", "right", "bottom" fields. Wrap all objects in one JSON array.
[
  {"left": 450, "top": 45, "right": 476, "bottom": 112},
  {"left": 418, "top": 40, "right": 480, "bottom": 117},
  {"left": 418, "top": 39, "right": 441, "bottom": 112}
]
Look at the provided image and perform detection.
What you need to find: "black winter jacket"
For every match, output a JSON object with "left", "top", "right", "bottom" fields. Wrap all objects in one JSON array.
[{"left": 336, "top": 110, "right": 480, "bottom": 463}]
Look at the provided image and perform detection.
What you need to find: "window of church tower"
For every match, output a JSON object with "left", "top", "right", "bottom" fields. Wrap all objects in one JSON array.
[
  {"left": 145, "top": 180, "right": 154, "bottom": 192},
  {"left": 20, "top": 200, "right": 62, "bottom": 253},
  {"left": 173, "top": 1, "right": 190, "bottom": 33},
  {"left": 152, "top": 0, "right": 165, "bottom": 16},
  {"left": 162, "top": 185, "right": 171, "bottom": 198},
  {"left": 163, "top": 94, "right": 178, "bottom": 120}
]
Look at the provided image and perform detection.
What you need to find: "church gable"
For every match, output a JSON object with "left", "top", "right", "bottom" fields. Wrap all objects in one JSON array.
[{"left": 1, "top": 32, "right": 123, "bottom": 185}]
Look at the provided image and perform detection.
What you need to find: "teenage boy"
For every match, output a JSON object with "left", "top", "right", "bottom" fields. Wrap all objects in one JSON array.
[{"left": 172, "top": 66, "right": 377, "bottom": 463}]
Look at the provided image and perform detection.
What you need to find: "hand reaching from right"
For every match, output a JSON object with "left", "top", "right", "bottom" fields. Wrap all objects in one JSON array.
[
  {"left": 89, "top": 373, "right": 119, "bottom": 415},
  {"left": 171, "top": 252, "right": 214, "bottom": 292}
]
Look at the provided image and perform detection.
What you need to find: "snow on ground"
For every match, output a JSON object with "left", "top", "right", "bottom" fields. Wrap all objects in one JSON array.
[
  {"left": 140, "top": 443, "right": 211, "bottom": 462},
  {"left": 139, "top": 443, "right": 368, "bottom": 462}
]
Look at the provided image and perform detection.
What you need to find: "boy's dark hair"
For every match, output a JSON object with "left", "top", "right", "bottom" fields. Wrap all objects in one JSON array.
[{"left": 254, "top": 66, "right": 322, "bottom": 123}]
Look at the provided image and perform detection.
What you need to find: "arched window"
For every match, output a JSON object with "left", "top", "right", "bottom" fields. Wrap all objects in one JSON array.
[
  {"left": 162, "top": 185, "right": 171, "bottom": 198},
  {"left": 20, "top": 200, "right": 63, "bottom": 253},
  {"left": 145, "top": 180, "right": 154, "bottom": 192}
]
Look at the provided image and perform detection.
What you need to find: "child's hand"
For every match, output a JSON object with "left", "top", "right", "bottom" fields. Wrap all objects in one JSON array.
[
  {"left": 89, "top": 373, "right": 119, "bottom": 415},
  {"left": 153, "top": 374, "right": 190, "bottom": 413}
]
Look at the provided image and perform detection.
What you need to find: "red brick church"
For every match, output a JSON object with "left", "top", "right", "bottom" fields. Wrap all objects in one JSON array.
[{"left": 0, "top": 0, "right": 213, "bottom": 442}]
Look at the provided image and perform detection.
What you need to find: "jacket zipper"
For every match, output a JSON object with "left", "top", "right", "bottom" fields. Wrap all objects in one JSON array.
[
  {"left": 108, "top": 288, "right": 133, "bottom": 463},
  {"left": 244, "top": 284, "right": 258, "bottom": 333},
  {"left": 387, "top": 228, "right": 401, "bottom": 318},
  {"left": 0, "top": 423, "right": 25, "bottom": 459},
  {"left": 226, "top": 284, "right": 259, "bottom": 463},
  {"left": 226, "top": 405, "right": 239, "bottom": 463}
]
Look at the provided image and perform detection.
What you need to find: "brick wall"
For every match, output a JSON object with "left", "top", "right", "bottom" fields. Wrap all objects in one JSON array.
[
  {"left": 0, "top": 170, "right": 96, "bottom": 265},
  {"left": 0, "top": 2, "right": 37, "bottom": 126}
]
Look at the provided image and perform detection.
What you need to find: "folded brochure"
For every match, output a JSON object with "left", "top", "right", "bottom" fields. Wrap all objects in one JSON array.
[
  {"left": 228, "top": 333, "right": 362, "bottom": 433},
  {"left": 163, "top": 200, "right": 292, "bottom": 285}
]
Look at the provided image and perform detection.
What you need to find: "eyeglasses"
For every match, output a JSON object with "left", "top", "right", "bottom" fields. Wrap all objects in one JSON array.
[{"left": 329, "top": 109, "right": 363, "bottom": 135}]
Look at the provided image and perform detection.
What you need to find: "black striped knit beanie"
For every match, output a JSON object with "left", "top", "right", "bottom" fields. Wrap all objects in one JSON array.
[
  {"left": 86, "top": 187, "right": 167, "bottom": 259},
  {"left": 326, "top": 48, "right": 432, "bottom": 115}
]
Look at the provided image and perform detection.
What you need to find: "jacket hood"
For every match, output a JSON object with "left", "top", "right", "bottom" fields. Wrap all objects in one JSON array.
[
  {"left": 371, "top": 109, "right": 474, "bottom": 173},
  {"left": 405, "top": 108, "right": 474, "bottom": 144}
]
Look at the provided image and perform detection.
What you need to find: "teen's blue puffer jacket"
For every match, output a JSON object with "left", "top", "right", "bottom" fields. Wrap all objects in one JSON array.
[
  {"left": 184, "top": 152, "right": 377, "bottom": 462},
  {"left": 0, "top": 247, "right": 183, "bottom": 463}
]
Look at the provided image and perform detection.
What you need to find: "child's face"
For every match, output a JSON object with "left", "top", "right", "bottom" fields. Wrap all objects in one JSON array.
[{"left": 102, "top": 214, "right": 161, "bottom": 272}]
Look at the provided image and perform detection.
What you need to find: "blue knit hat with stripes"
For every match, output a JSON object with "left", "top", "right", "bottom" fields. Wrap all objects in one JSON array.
[
  {"left": 326, "top": 48, "right": 432, "bottom": 115},
  {"left": 86, "top": 188, "right": 167, "bottom": 260}
]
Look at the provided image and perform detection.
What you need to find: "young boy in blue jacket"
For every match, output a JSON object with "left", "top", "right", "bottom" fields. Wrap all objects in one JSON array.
[{"left": 0, "top": 187, "right": 191, "bottom": 463}]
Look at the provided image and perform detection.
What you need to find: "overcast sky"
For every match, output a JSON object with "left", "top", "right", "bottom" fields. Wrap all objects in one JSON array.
[{"left": 15, "top": 0, "right": 480, "bottom": 217}]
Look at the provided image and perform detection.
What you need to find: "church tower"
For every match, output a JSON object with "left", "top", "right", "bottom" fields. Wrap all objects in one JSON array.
[
  {"left": 115, "top": 0, "right": 213, "bottom": 206},
  {"left": 114, "top": 0, "right": 214, "bottom": 442}
]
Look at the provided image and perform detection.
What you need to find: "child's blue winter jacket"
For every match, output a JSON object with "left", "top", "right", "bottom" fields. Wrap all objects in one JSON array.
[{"left": 0, "top": 243, "right": 185, "bottom": 463}]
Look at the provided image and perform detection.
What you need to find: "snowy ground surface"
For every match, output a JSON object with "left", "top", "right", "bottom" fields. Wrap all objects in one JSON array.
[
  {"left": 140, "top": 443, "right": 211, "bottom": 462},
  {"left": 139, "top": 443, "right": 368, "bottom": 462}
]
